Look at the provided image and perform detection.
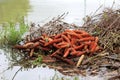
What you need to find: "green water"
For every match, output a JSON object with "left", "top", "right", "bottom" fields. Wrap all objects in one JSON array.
[{"left": 0, "top": 0, "right": 30, "bottom": 23}]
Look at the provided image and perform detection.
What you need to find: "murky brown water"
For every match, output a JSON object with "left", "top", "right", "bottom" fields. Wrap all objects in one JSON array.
[{"left": 0, "top": 0, "right": 120, "bottom": 80}]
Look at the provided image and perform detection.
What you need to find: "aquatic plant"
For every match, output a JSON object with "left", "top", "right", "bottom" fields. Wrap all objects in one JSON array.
[
  {"left": 33, "top": 55, "right": 42, "bottom": 65},
  {"left": 0, "top": 19, "right": 29, "bottom": 46}
]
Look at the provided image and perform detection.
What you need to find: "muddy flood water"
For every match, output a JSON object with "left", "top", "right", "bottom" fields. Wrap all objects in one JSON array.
[{"left": 0, "top": 0, "right": 120, "bottom": 80}]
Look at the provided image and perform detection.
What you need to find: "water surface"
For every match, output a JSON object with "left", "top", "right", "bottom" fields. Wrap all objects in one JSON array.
[
  {"left": 27, "top": 0, "right": 120, "bottom": 25},
  {"left": 0, "top": 0, "right": 30, "bottom": 23}
]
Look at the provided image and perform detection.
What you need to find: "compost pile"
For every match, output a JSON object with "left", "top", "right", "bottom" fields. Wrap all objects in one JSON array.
[{"left": 13, "top": 9, "right": 120, "bottom": 79}]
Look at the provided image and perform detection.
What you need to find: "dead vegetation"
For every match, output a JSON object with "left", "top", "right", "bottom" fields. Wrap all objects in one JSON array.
[
  {"left": 13, "top": 8, "right": 120, "bottom": 79},
  {"left": 83, "top": 8, "right": 120, "bottom": 53},
  {"left": 81, "top": 8, "right": 120, "bottom": 79}
]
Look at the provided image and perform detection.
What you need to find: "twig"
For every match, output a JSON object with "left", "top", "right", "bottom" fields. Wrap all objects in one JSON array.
[
  {"left": 12, "top": 67, "right": 22, "bottom": 80},
  {"left": 105, "top": 56, "right": 120, "bottom": 62},
  {"left": 108, "top": 75, "right": 120, "bottom": 80},
  {"left": 82, "top": 5, "right": 103, "bottom": 27},
  {"left": 92, "top": 5, "right": 103, "bottom": 16},
  {"left": 52, "top": 54, "right": 75, "bottom": 65},
  {"left": 82, "top": 51, "right": 108, "bottom": 65},
  {"left": 0, "top": 66, "right": 11, "bottom": 74},
  {"left": 101, "top": 15, "right": 120, "bottom": 37},
  {"left": 111, "top": 0, "right": 115, "bottom": 9},
  {"left": 44, "top": 12, "right": 68, "bottom": 26},
  {"left": 76, "top": 55, "right": 85, "bottom": 67}
]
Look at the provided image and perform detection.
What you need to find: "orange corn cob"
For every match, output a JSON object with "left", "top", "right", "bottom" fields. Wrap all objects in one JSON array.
[
  {"left": 51, "top": 49, "right": 61, "bottom": 57},
  {"left": 77, "top": 51, "right": 86, "bottom": 56},
  {"left": 68, "top": 32, "right": 82, "bottom": 39},
  {"left": 44, "top": 38, "right": 62, "bottom": 46},
  {"left": 59, "top": 43, "right": 70, "bottom": 49},
  {"left": 90, "top": 42, "right": 97, "bottom": 53},
  {"left": 63, "top": 48, "right": 71, "bottom": 57},
  {"left": 73, "top": 30, "right": 89, "bottom": 34},
  {"left": 61, "top": 35, "right": 70, "bottom": 43},
  {"left": 79, "top": 37, "right": 95, "bottom": 42},
  {"left": 74, "top": 44, "right": 84, "bottom": 50},
  {"left": 53, "top": 43, "right": 61, "bottom": 48},
  {"left": 80, "top": 33, "right": 91, "bottom": 37},
  {"left": 95, "top": 37, "right": 99, "bottom": 43}
]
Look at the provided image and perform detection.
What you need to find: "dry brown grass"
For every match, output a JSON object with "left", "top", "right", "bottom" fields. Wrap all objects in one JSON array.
[{"left": 82, "top": 8, "right": 120, "bottom": 54}]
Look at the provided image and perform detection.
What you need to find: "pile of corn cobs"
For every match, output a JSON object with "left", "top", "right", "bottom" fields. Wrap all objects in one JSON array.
[{"left": 13, "top": 29, "right": 100, "bottom": 65}]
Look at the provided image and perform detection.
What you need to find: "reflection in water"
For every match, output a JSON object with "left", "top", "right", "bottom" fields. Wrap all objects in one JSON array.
[{"left": 0, "top": 0, "right": 30, "bottom": 23}]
